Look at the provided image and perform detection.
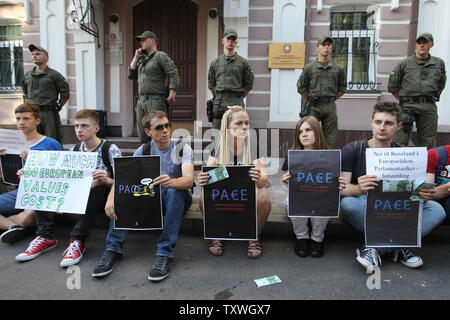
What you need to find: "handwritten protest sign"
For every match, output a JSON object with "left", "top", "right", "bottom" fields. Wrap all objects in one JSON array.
[
  {"left": 1, "top": 154, "right": 22, "bottom": 185},
  {"left": 15, "top": 150, "right": 96, "bottom": 214},
  {"left": 114, "top": 156, "right": 163, "bottom": 230},
  {"left": 0, "top": 129, "right": 28, "bottom": 155},
  {"left": 202, "top": 166, "right": 257, "bottom": 241},
  {"left": 288, "top": 150, "right": 341, "bottom": 218}
]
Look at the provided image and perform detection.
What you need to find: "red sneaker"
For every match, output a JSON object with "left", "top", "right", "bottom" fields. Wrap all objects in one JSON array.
[
  {"left": 15, "top": 236, "right": 57, "bottom": 262},
  {"left": 60, "top": 240, "right": 86, "bottom": 267}
]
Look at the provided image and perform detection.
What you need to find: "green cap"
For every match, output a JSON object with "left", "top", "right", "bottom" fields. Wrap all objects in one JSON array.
[
  {"left": 223, "top": 29, "right": 238, "bottom": 39},
  {"left": 416, "top": 32, "right": 433, "bottom": 43},
  {"left": 317, "top": 36, "right": 333, "bottom": 46},
  {"left": 135, "top": 31, "right": 159, "bottom": 42},
  {"left": 28, "top": 44, "right": 48, "bottom": 55}
]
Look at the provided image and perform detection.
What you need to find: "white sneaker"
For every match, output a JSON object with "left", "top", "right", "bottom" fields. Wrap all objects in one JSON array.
[
  {"left": 393, "top": 248, "right": 423, "bottom": 268},
  {"left": 356, "top": 247, "right": 382, "bottom": 271}
]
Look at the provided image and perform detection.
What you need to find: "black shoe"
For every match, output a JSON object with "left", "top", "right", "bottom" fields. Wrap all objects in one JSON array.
[
  {"left": 92, "top": 250, "right": 122, "bottom": 278},
  {"left": 294, "top": 239, "right": 308, "bottom": 257},
  {"left": 0, "top": 225, "right": 25, "bottom": 243},
  {"left": 148, "top": 256, "right": 172, "bottom": 282},
  {"left": 310, "top": 240, "right": 324, "bottom": 258}
]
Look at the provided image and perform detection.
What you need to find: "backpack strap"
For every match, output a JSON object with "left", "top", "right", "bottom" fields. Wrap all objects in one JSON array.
[
  {"left": 73, "top": 142, "right": 82, "bottom": 152},
  {"left": 436, "top": 146, "right": 448, "bottom": 175},
  {"left": 142, "top": 142, "right": 152, "bottom": 155},
  {"left": 101, "top": 140, "right": 114, "bottom": 179}
]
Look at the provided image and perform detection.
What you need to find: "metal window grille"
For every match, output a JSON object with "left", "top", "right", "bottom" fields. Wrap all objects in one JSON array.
[
  {"left": 330, "top": 11, "right": 379, "bottom": 91},
  {"left": 0, "top": 25, "right": 23, "bottom": 92}
]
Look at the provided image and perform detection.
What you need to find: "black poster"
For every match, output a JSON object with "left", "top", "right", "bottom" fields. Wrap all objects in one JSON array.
[
  {"left": 202, "top": 166, "right": 257, "bottom": 240},
  {"left": 114, "top": 156, "right": 163, "bottom": 230},
  {"left": 288, "top": 150, "right": 341, "bottom": 218},
  {"left": 365, "top": 181, "right": 421, "bottom": 248},
  {"left": 0, "top": 154, "right": 22, "bottom": 185}
]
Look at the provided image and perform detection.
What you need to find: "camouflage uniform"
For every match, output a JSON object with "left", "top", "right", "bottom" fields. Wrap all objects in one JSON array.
[
  {"left": 129, "top": 49, "right": 179, "bottom": 144},
  {"left": 23, "top": 65, "right": 69, "bottom": 143},
  {"left": 208, "top": 29, "right": 254, "bottom": 130},
  {"left": 297, "top": 59, "right": 347, "bottom": 148},
  {"left": 388, "top": 45, "right": 446, "bottom": 148}
]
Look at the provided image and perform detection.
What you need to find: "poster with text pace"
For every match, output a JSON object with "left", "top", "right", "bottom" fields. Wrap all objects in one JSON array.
[
  {"left": 15, "top": 150, "right": 96, "bottom": 214},
  {"left": 365, "top": 182, "right": 422, "bottom": 248},
  {"left": 288, "top": 150, "right": 341, "bottom": 218},
  {"left": 202, "top": 166, "right": 257, "bottom": 241},
  {"left": 1, "top": 154, "right": 22, "bottom": 185},
  {"left": 114, "top": 156, "right": 163, "bottom": 230}
]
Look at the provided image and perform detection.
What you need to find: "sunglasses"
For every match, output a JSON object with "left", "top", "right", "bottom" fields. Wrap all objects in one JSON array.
[{"left": 152, "top": 122, "right": 172, "bottom": 131}]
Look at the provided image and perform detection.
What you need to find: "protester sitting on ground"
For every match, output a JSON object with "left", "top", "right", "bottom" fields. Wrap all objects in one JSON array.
[
  {"left": 198, "top": 106, "right": 271, "bottom": 259},
  {"left": 424, "top": 145, "right": 450, "bottom": 221},
  {"left": 340, "top": 102, "right": 445, "bottom": 271},
  {"left": 281, "top": 116, "right": 345, "bottom": 258},
  {"left": 0, "top": 103, "right": 62, "bottom": 243},
  {"left": 15, "top": 109, "right": 121, "bottom": 265},
  {"left": 93, "top": 111, "right": 194, "bottom": 282}
]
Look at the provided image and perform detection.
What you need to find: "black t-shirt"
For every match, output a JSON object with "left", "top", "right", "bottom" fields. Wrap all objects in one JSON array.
[{"left": 342, "top": 138, "right": 402, "bottom": 184}]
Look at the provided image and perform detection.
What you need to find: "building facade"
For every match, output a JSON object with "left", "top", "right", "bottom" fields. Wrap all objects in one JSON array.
[{"left": 0, "top": 0, "right": 448, "bottom": 147}]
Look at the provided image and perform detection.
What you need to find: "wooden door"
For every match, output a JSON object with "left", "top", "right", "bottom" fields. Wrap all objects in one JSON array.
[{"left": 133, "top": 0, "right": 197, "bottom": 123}]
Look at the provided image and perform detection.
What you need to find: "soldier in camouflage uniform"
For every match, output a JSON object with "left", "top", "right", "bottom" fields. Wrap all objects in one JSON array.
[
  {"left": 208, "top": 29, "right": 254, "bottom": 130},
  {"left": 297, "top": 36, "right": 347, "bottom": 149},
  {"left": 23, "top": 45, "right": 70, "bottom": 144},
  {"left": 129, "top": 31, "right": 180, "bottom": 144},
  {"left": 388, "top": 33, "right": 446, "bottom": 149}
]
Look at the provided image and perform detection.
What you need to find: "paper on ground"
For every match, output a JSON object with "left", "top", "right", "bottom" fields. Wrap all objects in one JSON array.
[{"left": 254, "top": 275, "right": 282, "bottom": 288}]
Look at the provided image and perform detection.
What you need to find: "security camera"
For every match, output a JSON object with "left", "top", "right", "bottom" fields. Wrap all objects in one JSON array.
[{"left": 208, "top": 8, "right": 217, "bottom": 19}]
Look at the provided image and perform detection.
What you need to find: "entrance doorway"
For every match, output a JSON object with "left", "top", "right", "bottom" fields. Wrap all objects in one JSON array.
[{"left": 132, "top": 0, "right": 197, "bottom": 128}]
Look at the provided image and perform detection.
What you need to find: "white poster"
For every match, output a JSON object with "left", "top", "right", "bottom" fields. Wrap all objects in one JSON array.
[
  {"left": 15, "top": 150, "right": 96, "bottom": 214},
  {"left": 365, "top": 147, "right": 427, "bottom": 185},
  {"left": 0, "top": 129, "right": 29, "bottom": 155}
]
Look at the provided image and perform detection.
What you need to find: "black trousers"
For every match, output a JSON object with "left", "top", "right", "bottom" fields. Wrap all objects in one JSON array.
[{"left": 35, "top": 185, "right": 110, "bottom": 243}]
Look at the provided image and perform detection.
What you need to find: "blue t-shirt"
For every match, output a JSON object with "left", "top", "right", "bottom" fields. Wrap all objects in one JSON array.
[
  {"left": 22, "top": 136, "right": 62, "bottom": 166},
  {"left": 30, "top": 136, "right": 62, "bottom": 151},
  {"left": 133, "top": 139, "right": 193, "bottom": 179}
]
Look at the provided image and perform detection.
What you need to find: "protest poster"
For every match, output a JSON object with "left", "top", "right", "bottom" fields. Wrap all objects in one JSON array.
[
  {"left": 113, "top": 156, "right": 163, "bottom": 230},
  {"left": 15, "top": 150, "right": 96, "bottom": 214},
  {"left": 366, "top": 147, "right": 427, "bottom": 186},
  {"left": 0, "top": 154, "right": 22, "bottom": 185},
  {"left": 288, "top": 150, "right": 341, "bottom": 218},
  {"left": 365, "top": 182, "right": 422, "bottom": 248},
  {"left": 202, "top": 165, "right": 257, "bottom": 241},
  {"left": 0, "top": 129, "right": 28, "bottom": 155}
]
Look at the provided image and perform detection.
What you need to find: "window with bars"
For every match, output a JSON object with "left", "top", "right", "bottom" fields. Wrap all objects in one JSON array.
[
  {"left": 0, "top": 25, "right": 24, "bottom": 92},
  {"left": 330, "top": 11, "right": 378, "bottom": 91}
]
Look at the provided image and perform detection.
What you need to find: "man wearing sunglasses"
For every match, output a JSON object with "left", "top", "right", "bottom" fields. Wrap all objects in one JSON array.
[
  {"left": 208, "top": 29, "right": 254, "bottom": 130},
  {"left": 93, "top": 111, "right": 194, "bottom": 282}
]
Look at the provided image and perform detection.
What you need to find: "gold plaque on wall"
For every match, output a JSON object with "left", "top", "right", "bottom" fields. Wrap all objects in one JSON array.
[{"left": 268, "top": 43, "right": 306, "bottom": 69}]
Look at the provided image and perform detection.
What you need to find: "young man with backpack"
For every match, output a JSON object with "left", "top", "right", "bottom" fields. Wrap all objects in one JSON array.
[
  {"left": 92, "top": 110, "right": 194, "bottom": 282},
  {"left": 339, "top": 102, "right": 445, "bottom": 271},
  {"left": 425, "top": 145, "right": 450, "bottom": 220},
  {"left": 15, "top": 109, "right": 121, "bottom": 266}
]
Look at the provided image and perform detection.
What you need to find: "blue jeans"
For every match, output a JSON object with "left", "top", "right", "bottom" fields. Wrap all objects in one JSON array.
[
  {"left": 0, "top": 189, "right": 21, "bottom": 217},
  {"left": 105, "top": 188, "right": 192, "bottom": 258},
  {"left": 341, "top": 195, "right": 446, "bottom": 255}
]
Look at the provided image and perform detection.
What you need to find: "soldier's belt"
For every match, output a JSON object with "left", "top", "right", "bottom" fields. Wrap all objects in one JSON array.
[
  {"left": 139, "top": 94, "right": 165, "bottom": 100},
  {"left": 309, "top": 96, "right": 336, "bottom": 104},
  {"left": 215, "top": 91, "right": 243, "bottom": 98},
  {"left": 37, "top": 105, "right": 55, "bottom": 111},
  {"left": 401, "top": 96, "right": 433, "bottom": 104}
]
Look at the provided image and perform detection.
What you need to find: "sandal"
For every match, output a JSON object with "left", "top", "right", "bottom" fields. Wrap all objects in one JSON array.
[
  {"left": 208, "top": 240, "right": 223, "bottom": 256},
  {"left": 247, "top": 241, "right": 262, "bottom": 259}
]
